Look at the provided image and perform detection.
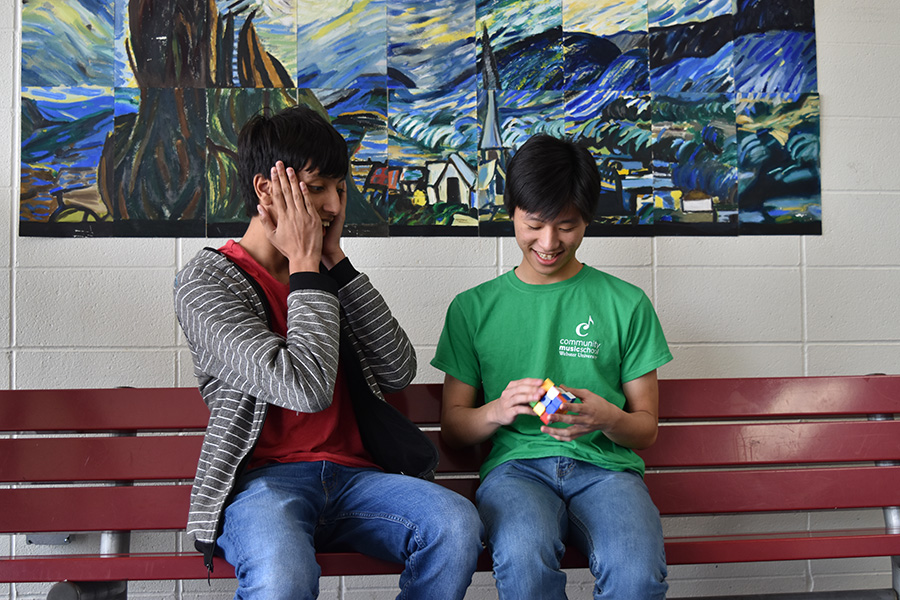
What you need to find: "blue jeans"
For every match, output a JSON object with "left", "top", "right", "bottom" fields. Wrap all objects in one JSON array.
[
  {"left": 217, "top": 461, "right": 483, "bottom": 600},
  {"left": 476, "top": 457, "right": 668, "bottom": 599}
]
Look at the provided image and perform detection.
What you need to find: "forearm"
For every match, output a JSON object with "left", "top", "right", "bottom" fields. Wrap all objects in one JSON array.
[
  {"left": 176, "top": 261, "right": 342, "bottom": 413},
  {"left": 598, "top": 406, "right": 659, "bottom": 450},
  {"left": 336, "top": 265, "right": 416, "bottom": 391},
  {"left": 442, "top": 401, "right": 502, "bottom": 448},
  {"left": 549, "top": 372, "right": 661, "bottom": 446}
]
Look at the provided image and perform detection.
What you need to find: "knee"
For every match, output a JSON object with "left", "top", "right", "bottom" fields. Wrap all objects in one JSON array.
[
  {"left": 433, "top": 494, "right": 484, "bottom": 551},
  {"left": 414, "top": 492, "right": 483, "bottom": 571},
  {"left": 493, "top": 536, "right": 561, "bottom": 570},
  {"left": 594, "top": 557, "right": 667, "bottom": 599},
  {"left": 483, "top": 508, "right": 563, "bottom": 568},
  {"left": 233, "top": 554, "right": 319, "bottom": 599}
]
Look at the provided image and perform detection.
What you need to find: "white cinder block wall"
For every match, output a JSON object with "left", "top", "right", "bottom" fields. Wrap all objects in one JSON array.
[{"left": 2, "top": 0, "right": 899, "bottom": 598}]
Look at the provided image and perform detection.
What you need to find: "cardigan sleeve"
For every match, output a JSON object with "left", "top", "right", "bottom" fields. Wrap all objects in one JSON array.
[
  {"left": 333, "top": 260, "right": 416, "bottom": 393},
  {"left": 174, "top": 254, "right": 341, "bottom": 414}
]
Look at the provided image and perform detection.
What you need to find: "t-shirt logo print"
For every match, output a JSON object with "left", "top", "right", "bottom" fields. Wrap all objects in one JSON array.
[
  {"left": 558, "top": 316, "right": 602, "bottom": 360},
  {"left": 576, "top": 315, "right": 593, "bottom": 337}
]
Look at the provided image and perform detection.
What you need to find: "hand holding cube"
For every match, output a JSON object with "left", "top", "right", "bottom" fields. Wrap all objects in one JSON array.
[{"left": 531, "top": 378, "right": 578, "bottom": 424}]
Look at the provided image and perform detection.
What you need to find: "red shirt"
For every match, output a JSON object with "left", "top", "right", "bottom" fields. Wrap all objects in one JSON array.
[{"left": 219, "top": 240, "right": 377, "bottom": 471}]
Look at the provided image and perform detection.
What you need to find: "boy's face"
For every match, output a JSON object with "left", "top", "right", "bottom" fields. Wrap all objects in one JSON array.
[
  {"left": 512, "top": 204, "right": 587, "bottom": 285},
  {"left": 294, "top": 167, "right": 347, "bottom": 236},
  {"left": 258, "top": 164, "right": 347, "bottom": 236}
]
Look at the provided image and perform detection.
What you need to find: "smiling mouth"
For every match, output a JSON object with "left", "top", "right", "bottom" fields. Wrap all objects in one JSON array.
[{"left": 534, "top": 250, "right": 560, "bottom": 263}]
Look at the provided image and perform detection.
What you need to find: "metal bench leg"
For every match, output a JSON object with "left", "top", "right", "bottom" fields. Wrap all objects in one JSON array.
[
  {"left": 872, "top": 411, "right": 900, "bottom": 599},
  {"left": 45, "top": 531, "right": 131, "bottom": 600},
  {"left": 884, "top": 505, "right": 900, "bottom": 598},
  {"left": 47, "top": 580, "right": 127, "bottom": 600},
  {"left": 891, "top": 554, "right": 900, "bottom": 598}
]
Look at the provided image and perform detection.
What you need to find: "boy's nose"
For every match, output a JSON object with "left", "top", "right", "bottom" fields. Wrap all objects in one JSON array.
[
  {"left": 539, "top": 227, "right": 558, "bottom": 248},
  {"left": 322, "top": 189, "right": 341, "bottom": 215}
]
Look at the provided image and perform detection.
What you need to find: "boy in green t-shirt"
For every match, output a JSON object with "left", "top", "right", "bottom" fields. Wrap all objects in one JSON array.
[{"left": 432, "top": 134, "right": 672, "bottom": 599}]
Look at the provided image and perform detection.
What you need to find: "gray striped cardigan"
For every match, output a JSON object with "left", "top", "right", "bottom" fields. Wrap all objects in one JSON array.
[{"left": 173, "top": 248, "right": 416, "bottom": 569}]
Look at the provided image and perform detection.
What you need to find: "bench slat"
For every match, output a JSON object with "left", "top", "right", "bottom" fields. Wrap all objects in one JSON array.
[
  {"left": 648, "top": 465, "right": 900, "bottom": 514},
  {"left": 5, "top": 419, "right": 898, "bottom": 484},
  {"left": 0, "top": 486, "right": 191, "bottom": 533},
  {"left": 3, "top": 376, "right": 897, "bottom": 432},
  {"left": 657, "top": 375, "right": 900, "bottom": 419},
  {"left": 3, "top": 530, "right": 899, "bottom": 582},
  {"left": 9, "top": 466, "right": 895, "bottom": 535},
  {"left": 384, "top": 376, "right": 900, "bottom": 422},
  {"left": 641, "top": 419, "right": 900, "bottom": 467},
  {"left": 0, "top": 481, "right": 475, "bottom": 534},
  {"left": 0, "top": 388, "right": 209, "bottom": 432},
  {"left": 0, "top": 553, "right": 409, "bottom": 582},
  {"left": 0, "top": 436, "right": 203, "bottom": 483},
  {"left": 0, "top": 554, "right": 236, "bottom": 583},
  {"left": 665, "top": 529, "right": 900, "bottom": 565},
  {"left": 440, "top": 466, "right": 900, "bottom": 515},
  {"left": 0, "top": 434, "right": 487, "bottom": 482}
]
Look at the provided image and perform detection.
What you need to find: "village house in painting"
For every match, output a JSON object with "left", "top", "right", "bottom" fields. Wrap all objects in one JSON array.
[{"left": 358, "top": 154, "right": 477, "bottom": 212}]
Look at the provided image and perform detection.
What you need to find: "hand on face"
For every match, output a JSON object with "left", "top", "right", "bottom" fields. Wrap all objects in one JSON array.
[
  {"left": 256, "top": 161, "right": 323, "bottom": 272},
  {"left": 257, "top": 161, "right": 346, "bottom": 272}
]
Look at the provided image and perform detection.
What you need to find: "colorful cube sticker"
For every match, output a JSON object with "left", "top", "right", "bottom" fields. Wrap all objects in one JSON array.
[{"left": 533, "top": 378, "right": 578, "bottom": 424}]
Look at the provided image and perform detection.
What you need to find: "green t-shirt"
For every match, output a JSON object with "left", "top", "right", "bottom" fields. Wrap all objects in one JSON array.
[{"left": 432, "top": 266, "right": 672, "bottom": 478}]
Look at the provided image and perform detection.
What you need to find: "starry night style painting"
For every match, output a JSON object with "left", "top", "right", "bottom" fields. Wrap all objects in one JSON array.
[{"left": 20, "top": 0, "right": 820, "bottom": 237}]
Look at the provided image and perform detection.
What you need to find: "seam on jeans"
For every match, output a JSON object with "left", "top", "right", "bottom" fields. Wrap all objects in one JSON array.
[
  {"left": 322, "top": 511, "right": 417, "bottom": 530},
  {"left": 397, "top": 525, "right": 422, "bottom": 600},
  {"left": 567, "top": 511, "right": 598, "bottom": 574},
  {"left": 324, "top": 511, "right": 422, "bottom": 599}
]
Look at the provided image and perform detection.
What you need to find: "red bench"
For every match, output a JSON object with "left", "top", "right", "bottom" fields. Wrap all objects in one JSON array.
[{"left": 2, "top": 375, "right": 900, "bottom": 598}]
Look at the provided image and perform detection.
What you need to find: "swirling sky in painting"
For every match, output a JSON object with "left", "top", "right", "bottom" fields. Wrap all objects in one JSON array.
[
  {"left": 296, "top": 0, "right": 388, "bottom": 89},
  {"left": 386, "top": 1, "right": 476, "bottom": 90},
  {"left": 566, "top": 0, "right": 648, "bottom": 36},
  {"left": 650, "top": 0, "right": 733, "bottom": 27},
  {"left": 22, "top": 0, "right": 115, "bottom": 87}
]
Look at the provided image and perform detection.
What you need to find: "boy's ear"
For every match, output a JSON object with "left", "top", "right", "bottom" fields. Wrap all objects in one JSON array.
[{"left": 253, "top": 173, "right": 272, "bottom": 206}]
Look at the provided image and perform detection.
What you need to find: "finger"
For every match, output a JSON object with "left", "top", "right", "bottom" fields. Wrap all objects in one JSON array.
[
  {"left": 542, "top": 425, "right": 570, "bottom": 441},
  {"left": 502, "top": 381, "right": 538, "bottom": 402},
  {"left": 543, "top": 411, "right": 577, "bottom": 427},
  {"left": 297, "top": 181, "right": 316, "bottom": 218},
  {"left": 518, "top": 379, "right": 545, "bottom": 398},
  {"left": 543, "top": 424, "right": 585, "bottom": 442},
  {"left": 558, "top": 402, "right": 583, "bottom": 415},
  {"left": 560, "top": 386, "right": 587, "bottom": 399},
  {"left": 280, "top": 164, "right": 303, "bottom": 211},
  {"left": 257, "top": 204, "right": 274, "bottom": 233},
  {"left": 266, "top": 163, "right": 290, "bottom": 218}
]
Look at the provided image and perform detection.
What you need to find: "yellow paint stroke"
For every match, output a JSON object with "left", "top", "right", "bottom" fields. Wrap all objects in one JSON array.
[
  {"left": 737, "top": 95, "right": 819, "bottom": 146},
  {"left": 403, "top": 13, "right": 466, "bottom": 46},
  {"left": 565, "top": 0, "right": 647, "bottom": 36},
  {"left": 299, "top": 0, "right": 360, "bottom": 30}
]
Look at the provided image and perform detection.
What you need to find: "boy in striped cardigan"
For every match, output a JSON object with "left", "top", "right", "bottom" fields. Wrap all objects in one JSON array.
[{"left": 174, "top": 106, "right": 481, "bottom": 599}]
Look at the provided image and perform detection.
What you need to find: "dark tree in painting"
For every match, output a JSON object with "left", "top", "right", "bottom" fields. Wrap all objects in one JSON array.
[{"left": 98, "top": 0, "right": 296, "bottom": 227}]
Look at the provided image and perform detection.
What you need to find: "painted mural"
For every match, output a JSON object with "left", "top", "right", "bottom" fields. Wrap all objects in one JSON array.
[{"left": 20, "top": 0, "right": 819, "bottom": 237}]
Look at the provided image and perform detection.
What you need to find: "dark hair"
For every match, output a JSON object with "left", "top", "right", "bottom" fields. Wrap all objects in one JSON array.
[
  {"left": 237, "top": 105, "right": 349, "bottom": 216},
  {"left": 504, "top": 134, "right": 600, "bottom": 223}
]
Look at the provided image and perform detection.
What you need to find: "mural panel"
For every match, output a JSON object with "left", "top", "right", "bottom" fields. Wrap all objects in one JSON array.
[{"left": 19, "top": 0, "right": 820, "bottom": 237}]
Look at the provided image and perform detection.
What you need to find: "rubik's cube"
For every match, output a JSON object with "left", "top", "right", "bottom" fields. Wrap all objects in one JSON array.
[{"left": 532, "top": 378, "right": 577, "bottom": 424}]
